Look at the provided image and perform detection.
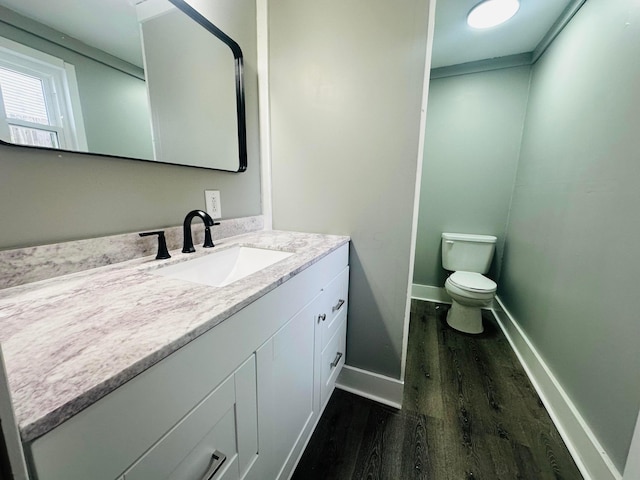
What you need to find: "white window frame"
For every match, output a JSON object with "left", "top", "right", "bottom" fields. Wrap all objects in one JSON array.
[{"left": 0, "top": 36, "right": 88, "bottom": 151}]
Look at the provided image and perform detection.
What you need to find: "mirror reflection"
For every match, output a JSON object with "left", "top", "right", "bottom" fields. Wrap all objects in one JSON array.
[{"left": 0, "top": 0, "right": 246, "bottom": 172}]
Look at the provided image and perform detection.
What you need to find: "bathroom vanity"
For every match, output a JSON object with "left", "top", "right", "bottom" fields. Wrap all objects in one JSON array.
[{"left": 0, "top": 229, "right": 349, "bottom": 480}]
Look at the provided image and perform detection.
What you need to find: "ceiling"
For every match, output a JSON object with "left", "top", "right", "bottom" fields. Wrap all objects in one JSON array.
[
  {"left": 1, "top": 0, "right": 575, "bottom": 70},
  {"left": 431, "top": 0, "right": 575, "bottom": 68}
]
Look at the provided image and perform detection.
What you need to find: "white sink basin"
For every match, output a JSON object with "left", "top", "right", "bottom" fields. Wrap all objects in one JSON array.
[{"left": 153, "top": 246, "right": 293, "bottom": 287}]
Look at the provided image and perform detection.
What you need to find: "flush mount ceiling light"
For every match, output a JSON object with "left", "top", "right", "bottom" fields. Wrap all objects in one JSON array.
[{"left": 467, "top": 0, "right": 520, "bottom": 29}]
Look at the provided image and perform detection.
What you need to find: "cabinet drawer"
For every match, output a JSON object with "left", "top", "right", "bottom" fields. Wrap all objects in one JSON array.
[
  {"left": 320, "top": 310, "right": 347, "bottom": 408},
  {"left": 317, "top": 266, "right": 349, "bottom": 350},
  {"left": 124, "top": 356, "right": 257, "bottom": 480}
]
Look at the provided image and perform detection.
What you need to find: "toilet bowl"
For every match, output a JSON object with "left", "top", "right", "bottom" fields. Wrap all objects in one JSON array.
[
  {"left": 444, "top": 271, "right": 496, "bottom": 334},
  {"left": 441, "top": 233, "right": 498, "bottom": 334}
]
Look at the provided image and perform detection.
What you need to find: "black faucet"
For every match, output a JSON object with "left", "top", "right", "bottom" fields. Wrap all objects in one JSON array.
[
  {"left": 182, "top": 210, "right": 218, "bottom": 253},
  {"left": 139, "top": 230, "right": 171, "bottom": 259}
]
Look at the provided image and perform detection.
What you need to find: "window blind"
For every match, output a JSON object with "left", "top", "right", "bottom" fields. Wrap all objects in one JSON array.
[{"left": 0, "top": 67, "right": 51, "bottom": 125}]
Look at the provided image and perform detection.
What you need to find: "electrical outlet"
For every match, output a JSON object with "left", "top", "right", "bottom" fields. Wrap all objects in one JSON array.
[{"left": 204, "top": 190, "right": 222, "bottom": 219}]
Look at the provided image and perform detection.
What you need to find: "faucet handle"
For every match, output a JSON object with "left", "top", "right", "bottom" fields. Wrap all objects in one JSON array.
[
  {"left": 203, "top": 222, "right": 221, "bottom": 248},
  {"left": 139, "top": 231, "right": 171, "bottom": 259}
]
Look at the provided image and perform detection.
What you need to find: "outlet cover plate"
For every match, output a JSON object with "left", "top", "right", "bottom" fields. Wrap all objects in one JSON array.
[{"left": 204, "top": 190, "right": 222, "bottom": 219}]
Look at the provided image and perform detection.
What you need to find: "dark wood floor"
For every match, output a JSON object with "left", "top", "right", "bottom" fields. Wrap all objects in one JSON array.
[{"left": 292, "top": 300, "right": 583, "bottom": 480}]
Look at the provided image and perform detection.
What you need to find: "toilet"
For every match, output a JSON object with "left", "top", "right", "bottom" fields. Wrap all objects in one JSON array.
[{"left": 441, "top": 233, "right": 497, "bottom": 334}]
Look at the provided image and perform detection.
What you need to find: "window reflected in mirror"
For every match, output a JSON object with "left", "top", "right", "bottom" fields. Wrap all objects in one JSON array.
[
  {"left": 0, "top": 0, "right": 246, "bottom": 172},
  {"left": 0, "top": 37, "right": 87, "bottom": 150}
]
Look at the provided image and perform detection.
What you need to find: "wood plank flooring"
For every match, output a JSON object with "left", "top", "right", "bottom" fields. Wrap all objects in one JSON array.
[{"left": 292, "top": 300, "right": 583, "bottom": 480}]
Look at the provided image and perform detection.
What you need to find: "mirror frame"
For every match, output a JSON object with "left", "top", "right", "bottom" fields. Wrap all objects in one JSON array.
[
  {"left": 0, "top": 0, "right": 248, "bottom": 173},
  {"left": 168, "top": 0, "right": 247, "bottom": 172}
]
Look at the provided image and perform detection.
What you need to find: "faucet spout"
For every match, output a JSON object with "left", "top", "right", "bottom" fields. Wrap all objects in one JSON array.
[{"left": 182, "top": 209, "right": 215, "bottom": 253}]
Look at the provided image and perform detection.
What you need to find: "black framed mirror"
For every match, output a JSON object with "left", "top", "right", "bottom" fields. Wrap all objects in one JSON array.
[{"left": 0, "top": 0, "right": 247, "bottom": 172}]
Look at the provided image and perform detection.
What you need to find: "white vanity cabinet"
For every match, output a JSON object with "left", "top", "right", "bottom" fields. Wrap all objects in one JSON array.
[
  {"left": 317, "top": 268, "right": 348, "bottom": 410},
  {"left": 256, "top": 294, "right": 319, "bottom": 480},
  {"left": 255, "top": 264, "right": 348, "bottom": 480},
  {"left": 25, "top": 242, "right": 349, "bottom": 480},
  {"left": 122, "top": 355, "right": 258, "bottom": 480}
]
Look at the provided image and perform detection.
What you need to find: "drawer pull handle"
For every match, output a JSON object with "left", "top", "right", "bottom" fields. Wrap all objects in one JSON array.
[
  {"left": 318, "top": 313, "right": 327, "bottom": 323},
  {"left": 332, "top": 299, "right": 345, "bottom": 313},
  {"left": 202, "top": 450, "right": 226, "bottom": 480},
  {"left": 330, "top": 352, "right": 343, "bottom": 369}
]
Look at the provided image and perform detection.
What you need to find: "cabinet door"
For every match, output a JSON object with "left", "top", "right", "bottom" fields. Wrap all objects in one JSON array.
[
  {"left": 123, "top": 356, "right": 257, "bottom": 480},
  {"left": 256, "top": 294, "right": 320, "bottom": 480}
]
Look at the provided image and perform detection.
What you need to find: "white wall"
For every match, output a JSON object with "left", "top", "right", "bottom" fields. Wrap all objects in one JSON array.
[
  {"left": 269, "top": 0, "right": 431, "bottom": 379},
  {"left": 413, "top": 66, "right": 531, "bottom": 289},
  {"left": 499, "top": 0, "right": 640, "bottom": 471}
]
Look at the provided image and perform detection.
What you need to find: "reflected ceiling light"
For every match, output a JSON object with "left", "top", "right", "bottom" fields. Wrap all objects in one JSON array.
[{"left": 467, "top": 0, "right": 520, "bottom": 29}]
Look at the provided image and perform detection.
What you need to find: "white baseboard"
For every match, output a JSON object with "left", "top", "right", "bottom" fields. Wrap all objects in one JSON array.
[
  {"left": 492, "top": 297, "right": 622, "bottom": 480},
  {"left": 335, "top": 365, "right": 403, "bottom": 409},
  {"left": 411, "top": 284, "right": 451, "bottom": 303}
]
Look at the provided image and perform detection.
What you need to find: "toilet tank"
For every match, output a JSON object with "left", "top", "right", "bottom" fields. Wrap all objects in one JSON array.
[{"left": 441, "top": 233, "right": 497, "bottom": 273}]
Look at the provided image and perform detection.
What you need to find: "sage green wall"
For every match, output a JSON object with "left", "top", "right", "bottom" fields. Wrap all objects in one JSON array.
[
  {"left": 0, "top": 16, "right": 154, "bottom": 160},
  {"left": 413, "top": 66, "right": 531, "bottom": 288},
  {"left": 498, "top": 0, "right": 640, "bottom": 471},
  {"left": 269, "top": 0, "right": 431, "bottom": 379},
  {"left": 0, "top": 0, "right": 261, "bottom": 250}
]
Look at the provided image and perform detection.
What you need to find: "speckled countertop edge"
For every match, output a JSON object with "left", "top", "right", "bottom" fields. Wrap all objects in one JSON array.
[{"left": 0, "top": 230, "right": 349, "bottom": 443}]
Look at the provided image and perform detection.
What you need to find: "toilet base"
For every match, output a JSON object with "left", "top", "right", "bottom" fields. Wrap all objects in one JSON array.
[{"left": 446, "top": 300, "right": 484, "bottom": 334}]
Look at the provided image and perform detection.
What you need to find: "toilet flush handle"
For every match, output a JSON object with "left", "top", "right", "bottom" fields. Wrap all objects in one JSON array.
[{"left": 445, "top": 240, "right": 454, "bottom": 247}]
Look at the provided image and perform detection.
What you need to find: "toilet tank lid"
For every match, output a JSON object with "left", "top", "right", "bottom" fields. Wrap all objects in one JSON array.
[{"left": 442, "top": 233, "right": 497, "bottom": 243}]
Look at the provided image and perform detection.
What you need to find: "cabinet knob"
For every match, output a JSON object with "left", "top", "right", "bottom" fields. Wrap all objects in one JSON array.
[
  {"left": 330, "top": 352, "right": 343, "bottom": 369},
  {"left": 318, "top": 313, "right": 326, "bottom": 323},
  {"left": 332, "top": 299, "right": 345, "bottom": 313},
  {"left": 201, "top": 450, "right": 226, "bottom": 480}
]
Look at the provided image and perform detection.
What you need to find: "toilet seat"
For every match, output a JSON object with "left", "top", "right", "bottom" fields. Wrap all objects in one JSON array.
[{"left": 448, "top": 271, "right": 496, "bottom": 293}]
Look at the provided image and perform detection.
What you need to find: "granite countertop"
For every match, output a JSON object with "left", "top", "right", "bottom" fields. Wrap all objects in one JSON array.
[{"left": 0, "top": 230, "right": 349, "bottom": 443}]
